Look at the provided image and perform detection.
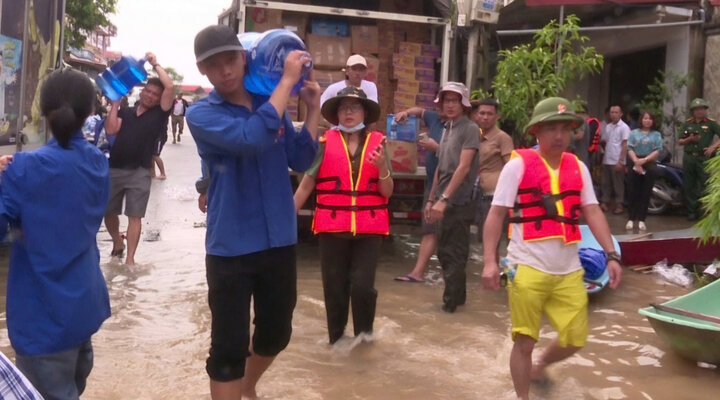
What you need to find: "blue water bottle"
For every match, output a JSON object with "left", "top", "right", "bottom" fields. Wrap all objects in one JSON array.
[
  {"left": 242, "top": 29, "right": 312, "bottom": 96},
  {"left": 95, "top": 55, "right": 148, "bottom": 101}
]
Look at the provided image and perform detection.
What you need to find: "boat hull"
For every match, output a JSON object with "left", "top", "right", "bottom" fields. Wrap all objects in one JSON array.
[
  {"left": 618, "top": 229, "right": 720, "bottom": 266},
  {"left": 639, "top": 278, "right": 720, "bottom": 365},
  {"left": 641, "top": 312, "right": 720, "bottom": 364}
]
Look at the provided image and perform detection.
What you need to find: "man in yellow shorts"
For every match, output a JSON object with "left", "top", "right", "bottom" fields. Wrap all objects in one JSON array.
[{"left": 481, "top": 97, "right": 622, "bottom": 400}]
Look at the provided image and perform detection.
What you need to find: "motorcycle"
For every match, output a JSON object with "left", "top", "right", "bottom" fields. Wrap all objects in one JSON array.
[{"left": 647, "top": 150, "right": 684, "bottom": 215}]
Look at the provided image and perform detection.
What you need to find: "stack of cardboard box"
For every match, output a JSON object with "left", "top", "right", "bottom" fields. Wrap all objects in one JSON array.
[{"left": 392, "top": 42, "right": 441, "bottom": 113}]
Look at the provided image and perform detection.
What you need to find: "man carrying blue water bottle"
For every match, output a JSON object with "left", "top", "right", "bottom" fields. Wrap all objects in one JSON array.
[
  {"left": 104, "top": 52, "right": 174, "bottom": 266},
  {"left": 187, "top": 25, "right": 320, "bottom": 400},
  {"left": 481, "top": 97, "right": 622, "bottom": 400}
]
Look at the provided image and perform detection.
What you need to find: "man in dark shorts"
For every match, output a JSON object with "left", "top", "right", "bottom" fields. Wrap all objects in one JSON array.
[
  {"left": 104, "top": 51, "right": 173, "bottom": 266},
  {"left": 186, "top": 25, "right": 320, "bottom": 400},
  {"left": 152, "top": 118, "right": 169, "bottom": 179}
]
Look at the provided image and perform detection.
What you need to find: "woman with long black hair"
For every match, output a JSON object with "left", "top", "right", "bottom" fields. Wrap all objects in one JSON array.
[{"left": 0, "top": 68, "right": 110, "bottom": 399}]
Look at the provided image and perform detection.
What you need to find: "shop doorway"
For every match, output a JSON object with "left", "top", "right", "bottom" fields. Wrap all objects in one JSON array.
[{"left": 607, "top": 46, "right": 666, "bottom": 127}]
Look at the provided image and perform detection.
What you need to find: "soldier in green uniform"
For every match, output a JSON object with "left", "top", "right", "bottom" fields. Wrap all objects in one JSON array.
[{"left": 678, "top": 98, "right": 720, "bottom": 220}]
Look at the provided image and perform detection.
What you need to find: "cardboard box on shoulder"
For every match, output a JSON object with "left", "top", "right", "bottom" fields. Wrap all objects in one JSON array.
[
  {"left": 351, "top": 26, "right": 379, "bottom": 54},
  {"left": 307, "top": 34, "right": 351, "bottom": 69},
  {"left": 398, "top": 42, "right": 441, "bottom": 58},
  {"left": 387, "top": 139, "right": 418, "bottom": 173},
  {"left": 245, "top": 8, "right": 283, "bottom": 32}
]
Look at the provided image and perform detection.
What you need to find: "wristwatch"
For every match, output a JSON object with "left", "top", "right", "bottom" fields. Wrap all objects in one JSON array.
[
  {"left": 439, "top": 193, "right": 450, "bottom": 202},
  {"left": 606, "top": 251, "right": 622, "bottom": 265}
]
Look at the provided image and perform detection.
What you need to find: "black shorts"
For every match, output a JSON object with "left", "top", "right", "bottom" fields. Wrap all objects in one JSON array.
[
  {"left": 154, "top": 137, "right": 167, "bottom": 156},
  {"left": 205, "top": 245, "right": 297, "bottom": 382}
]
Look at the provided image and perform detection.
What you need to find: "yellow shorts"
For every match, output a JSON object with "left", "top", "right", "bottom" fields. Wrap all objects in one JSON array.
[{"left": 508, "top": 264, "right": 588, "bottom": 347}]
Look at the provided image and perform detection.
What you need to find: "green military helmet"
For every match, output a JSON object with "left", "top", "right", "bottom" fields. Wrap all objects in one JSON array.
[
  {"left": 524, "top": 97, "right": 585, "bottom": 135},
  {"left": 689, "top": 97, "right": 709, "bottom": 111}
]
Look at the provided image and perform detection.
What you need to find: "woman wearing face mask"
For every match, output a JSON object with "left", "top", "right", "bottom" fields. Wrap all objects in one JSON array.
[{"left": 294, "top": 86, "right": 393, "bottom": 344}]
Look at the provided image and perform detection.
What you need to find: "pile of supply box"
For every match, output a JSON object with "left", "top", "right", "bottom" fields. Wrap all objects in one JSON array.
[{"left": 245, "top": 2, "right": 442, "bottom": 173}]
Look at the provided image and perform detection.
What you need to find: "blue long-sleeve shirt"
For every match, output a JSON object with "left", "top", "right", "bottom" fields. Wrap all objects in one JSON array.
[
  {"left": 187, "top": 90, "right": 317, "bottom": 256},
  {"left": 0, "top": 131, "right": 111, "bottom": 356}
]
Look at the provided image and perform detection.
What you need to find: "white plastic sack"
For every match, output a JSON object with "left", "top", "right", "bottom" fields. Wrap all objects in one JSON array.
[{"left": 652, "top": 259, "right": 693, "bottom": 287}]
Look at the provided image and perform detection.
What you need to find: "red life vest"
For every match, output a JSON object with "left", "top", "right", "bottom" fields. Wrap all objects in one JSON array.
[
  {"left": 509, "top": 149, "right": 583, "bottom": 244},
  {"left": 312, "top": 129, "right": 390, "bottom": 235},
  {"left": 586, "top": 117, "right": 601, "bottom": 153}
]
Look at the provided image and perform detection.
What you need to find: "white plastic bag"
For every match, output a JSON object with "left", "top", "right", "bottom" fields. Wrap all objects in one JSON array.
[
  {"left": 652, "top": 259, "right": 693, "bottom": 287},
  {"left": 702, "top": 261, "right": 720, "bottom": 278}
]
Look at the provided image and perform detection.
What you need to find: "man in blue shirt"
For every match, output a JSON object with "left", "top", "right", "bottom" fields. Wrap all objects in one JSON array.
[
  {"left": 186, "top": 25, "right": 319, "bottom": 400},
  {"left": 392, "top": 106, "right": 445, "bottom": 283}
]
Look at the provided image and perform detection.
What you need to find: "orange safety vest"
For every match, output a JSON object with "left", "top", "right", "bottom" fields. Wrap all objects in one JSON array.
[
  {"left": 312, "top": 129, "right": 390, "bottom": 235},
  {"left": 509, "top": 149, "right": 583, "bottom": 244},
  {"left": 586, "top": 117, "right": 601, "bottom": 153}
]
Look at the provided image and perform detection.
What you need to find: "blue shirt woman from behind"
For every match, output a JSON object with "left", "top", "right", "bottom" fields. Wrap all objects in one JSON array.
[{"left": 0, "top": 68, "right": 110, "bottom": 400}]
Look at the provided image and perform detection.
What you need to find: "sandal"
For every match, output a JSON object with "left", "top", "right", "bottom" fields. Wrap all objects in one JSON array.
[{"left": 110, "top": 246, "right": 125, "bottom": 257}]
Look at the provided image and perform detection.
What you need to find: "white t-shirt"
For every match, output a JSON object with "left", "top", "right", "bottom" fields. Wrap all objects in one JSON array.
[
  {"left": 320, "top": 79, "right": 378, "bottom": 106},
  {"left": 492, "top": 154, "right": 598, "bottom": 275},
  {"left": 601, "top": 120, "right": 630, "bottom": 165},
  {"left": 173, "top": 99, "right": 185, "bottom": 116}
]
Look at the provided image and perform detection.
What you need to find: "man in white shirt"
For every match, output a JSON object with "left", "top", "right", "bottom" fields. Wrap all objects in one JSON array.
[
  {"left": 320, "top": 54, "right": 378, "bottom": 106},
  {"left": 481, "top": 97, "right": 622, "bottom": 400},
  {"left": 171, "top": 93, "right": 189, "bottom": 143},
  {"left": 600, "top": 105, "right": 630, "bottom": 214}
]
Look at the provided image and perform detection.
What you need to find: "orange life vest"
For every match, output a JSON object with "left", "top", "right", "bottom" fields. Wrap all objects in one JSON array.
[
  {"left": 509, "top": 149, "right": 583, "bottom": 244},
  {"left": 312, "top": 129, "right": 390, "bottom": 235},
  {"left": 586, "top": 117, "right": 601, "bottom": 153}
]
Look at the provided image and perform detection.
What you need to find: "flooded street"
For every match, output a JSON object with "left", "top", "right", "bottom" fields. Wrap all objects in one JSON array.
[{"left": 2, "top": 133, "right": 719, "bottom": 400}]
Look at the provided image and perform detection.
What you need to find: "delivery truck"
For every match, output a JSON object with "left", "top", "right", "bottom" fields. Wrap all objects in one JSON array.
[{"left": 223, "top": 0, "right": 452, "bottom": 226}]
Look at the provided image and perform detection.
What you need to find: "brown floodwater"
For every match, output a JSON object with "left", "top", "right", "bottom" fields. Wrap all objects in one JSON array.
[{"left": 1, "top": 134, "right": 717, "bottom": 400}]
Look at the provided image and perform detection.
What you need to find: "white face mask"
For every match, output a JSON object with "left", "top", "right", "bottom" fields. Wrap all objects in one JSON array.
[{"left": 338, "top": 122, "right": 365, "bottom": 133}]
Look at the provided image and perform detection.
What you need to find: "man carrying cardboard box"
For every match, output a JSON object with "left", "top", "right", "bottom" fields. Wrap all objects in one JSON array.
[{"left": 320, "top": 54, "right": 378, "bottom": 105}]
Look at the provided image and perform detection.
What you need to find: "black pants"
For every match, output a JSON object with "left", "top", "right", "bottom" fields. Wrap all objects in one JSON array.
[
  {"left": 437, "top": 203, "right": 475, "bottom": 308},
  {"left": 626, "top": 162, "right": 657, "bottom": 221},
  {"left": 319, "top": 234, "right": 381, "bottom": 344},
  {"left": 205, "top": 246, "right": 297, "bottom": 381}
]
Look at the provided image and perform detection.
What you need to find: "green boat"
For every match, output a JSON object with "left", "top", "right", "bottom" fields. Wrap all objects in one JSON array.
[{"left": 639, "top": 278, "right": 720, "bottom": 365}]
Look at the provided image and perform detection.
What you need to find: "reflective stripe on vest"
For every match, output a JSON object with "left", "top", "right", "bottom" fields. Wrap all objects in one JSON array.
[
  {"left": 508, "top": 149, "right": 583, "bottom": 244},
  {"left": 312, "top": 130, "right": 390, "bottom": 235}
]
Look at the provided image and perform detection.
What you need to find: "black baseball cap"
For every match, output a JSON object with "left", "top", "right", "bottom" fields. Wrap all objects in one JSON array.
[{"left": 194, "top": 25, "right": 244, "bottom": 63}]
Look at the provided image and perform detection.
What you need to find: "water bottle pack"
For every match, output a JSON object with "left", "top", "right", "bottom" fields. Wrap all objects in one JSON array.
[
  {"left": 240, "top": 29, "right": 312, "bottom": 96},
  {"left": 96, "top": 56, "right": 148, "bottom": 102}
]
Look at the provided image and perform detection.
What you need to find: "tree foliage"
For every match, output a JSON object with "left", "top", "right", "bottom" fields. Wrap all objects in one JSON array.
[
  {"left": 471, "top": 15, "right": 603, "bottom": 142},
  {"left": 636, "top": 69, "right": 693, "bottom": 161},
  {"left": 697, "top": 154, "right": 720, "bottom": 244},
  {"left": 147, "top": 66, "right": 184, "bottom": 85},
  {"left": 65, "top": 0, "right": 118, "bottom": 50}
]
